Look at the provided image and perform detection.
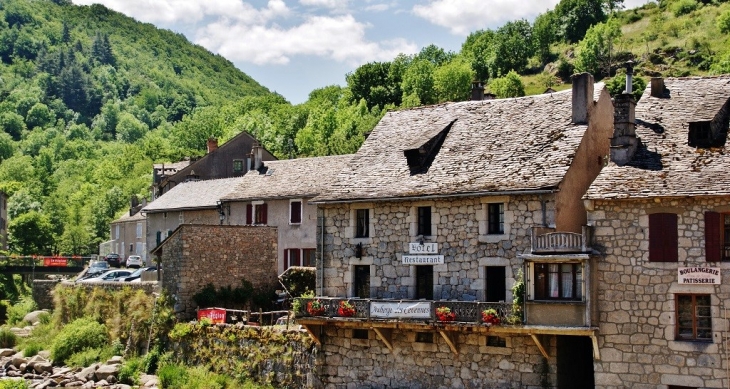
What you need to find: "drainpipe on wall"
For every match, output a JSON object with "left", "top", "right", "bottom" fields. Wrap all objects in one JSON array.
[{"left": 317, "top": 207, "right": 324, "bottom": 296}]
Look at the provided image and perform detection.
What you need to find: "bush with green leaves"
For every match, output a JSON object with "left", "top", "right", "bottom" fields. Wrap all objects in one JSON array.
[
  {"left": 6, "top": 295, "right": 37, "bottom": 326},
  {"left": 0, "top": 379, "right": 29, "bottom": 389},
  {"left": 717, "top": 9, "right": 730, "bottom": 34},
  {"left": 672, "top": 0, "right": 698, "bottom": 16},
  {"left": 22, "top": 342, "right": 41, "bottom": 357},
  {"left": 50, "top": 317, "right": 108, "bottom": 365},
  {"left": 118, "top": 356, "right": 144, "bottom": 385},
  {"left": 0, "top": 327, "right": 18, "bottom": 348},
  {"left": 158, "top": 363, "right": 189, "bottom": 388}
]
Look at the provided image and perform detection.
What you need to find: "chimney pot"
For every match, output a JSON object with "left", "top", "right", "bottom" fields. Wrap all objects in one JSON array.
[
  {"left": 650, "top": 77, "right": 665, "bottom": 98},
  {"left": 206, "top": 137, "right": 218, "bottom": 154},
  {"left": 624, "top": 60, "right": 634, "bottom": 95},
  {"left": 571, "top": 73, "right": 594, "bottom": 124},
  {"left": 471, "top": 81, "right": 485, "bottom": 101}
]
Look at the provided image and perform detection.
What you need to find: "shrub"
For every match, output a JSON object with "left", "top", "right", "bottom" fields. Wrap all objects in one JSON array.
[
  {"left": 192, "top": 284, "right": 217, "bottom": 308},
  {"left": 158, "top": 363, "right": 189, "bottom": 389},
  {"left": 118, "top": 356, "right": 144, "bottom": 385},
  {"left": 0, "top": 379, "right": 29, "bottom": 389},
  {"left": 50, "top": 317, "right": 108, "bottom": 365},
  {"left": 717, "top": 9, "right": 730, "bottom": 34},
  {"left": 22, "top": 342, "right": 41, "bottom": 357},
  {"left": 0, "top": 327, "right": 18, "bottom": 348},
  {"left": 6, "top": 295, "right": 37, "bottom": 326},
  {"left": 672, "top": 0, "right": 698, "bottom": 16},
  {"left": 66, "top": 347, "right": 104, "bottom": 368},
  {"left": 143, "top": 344, "right": 161, "bottom": 374}
]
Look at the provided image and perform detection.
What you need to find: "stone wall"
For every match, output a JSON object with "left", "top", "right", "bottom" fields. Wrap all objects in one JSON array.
[
  {"left": 160, "top": 224, "right": 278, "bottom": 318},
  {"left": 32, "top": 280, "right": 158, "bottom": 310},
  {"left": 588, "top": 197, "right": 730, "bottom": 388},
  {"left": 318, "top": 328, "right": 552, "bottom": 389},
  {"left": 320, "top": 195, "right": 554, "bottom": 300}
]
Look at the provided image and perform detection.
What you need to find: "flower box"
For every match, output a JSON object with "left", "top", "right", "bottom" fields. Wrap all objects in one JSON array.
[
  {"left": 436, "top": 306, "right": 456, "bottom": 322},
  {"left": 337, "top": 301, "right": 356, "bottom": 317},
  {"left": 306, "top": 300, "right": 326, "bottom": 316},
  {"left": 481, "top": 308, "right": 501, "bottom": 325}
]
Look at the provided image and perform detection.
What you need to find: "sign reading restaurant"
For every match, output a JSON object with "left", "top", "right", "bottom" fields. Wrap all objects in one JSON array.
[
  {"left": 370, "top": 301, "right": 431, "bottom": 319},
  {"left": 678, "top": 267, "right": 721, "bottom": 285}
]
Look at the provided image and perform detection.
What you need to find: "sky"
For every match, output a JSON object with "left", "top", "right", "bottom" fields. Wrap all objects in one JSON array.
[{"left": 72, "top": 0, "right": 654, "bottom": 105}]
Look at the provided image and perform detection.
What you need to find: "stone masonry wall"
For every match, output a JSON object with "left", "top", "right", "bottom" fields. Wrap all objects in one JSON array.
[
  {"left": 321, "top": 195, "right": 554, "bottom": 300},
  {"left": 32, "top": 280, "right": 158, "bottom": 310},
  {"left": 589, "top": 196, "right": 730, "bottom": 389},
  {"left": 161, "top": 224, "right": 278, "bottom": 318}
]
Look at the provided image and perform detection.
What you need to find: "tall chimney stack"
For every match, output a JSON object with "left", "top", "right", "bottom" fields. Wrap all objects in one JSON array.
[
  {"left": 650, "top": 77, "right": 665, "bottom": 98},
  {"left": 207, "top": 137, "right": 218, "bottom": 154},
  {"left": 471, "top": 81, "right": 485, "bottom": 101},
  {"left": 625, "top": 60, "right": 634, "bottom": 95},
  {"left": 252, "top": 142, "right": 263, "bottom": 171},
  {"left": 610, "top": 62, "right": 639, "bottom": 166},
  {"left": 572, "top": 73, "right": 594, "bottom": 124}
]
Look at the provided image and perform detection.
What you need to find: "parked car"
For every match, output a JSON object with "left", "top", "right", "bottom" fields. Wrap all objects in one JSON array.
[
  {"left": 126, "top": 255, "right": 143, "bottom": 268},
  {"left": 87, "top": 260, "right": 109, "bottom": 276},
  {"left": 104, "top": 253, "right": 122, "bottom": 267},
  {"left": 78, "top": 270, "right": 133, "bottom": 283},
  {"left": 121, "top": 266, "right": 156, "bottom": 282}
]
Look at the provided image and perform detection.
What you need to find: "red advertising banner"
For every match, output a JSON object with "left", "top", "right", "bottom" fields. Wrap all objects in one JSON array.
[
  {"left": 43, "top": 257, "right": 68, "bottom": 267},
  {"left": 197, "top": 308, "right": 226, "bottom": 324}
]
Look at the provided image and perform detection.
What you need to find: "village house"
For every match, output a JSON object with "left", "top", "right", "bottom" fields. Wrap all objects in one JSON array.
[
  {"left": 297, "top": 74, "right": 615, "bottom": 388},
  {"left": 584, "top": 75, "right": 730, "bottom": 389},
  {"left": 101, "top": 196, "right": 147, "bottom": 261},
  {"left": 0, "top": 190, "right": 7, "bottom": 250},
  {"left": 219, "top": 154, "right": 351, "bottom": 274}
]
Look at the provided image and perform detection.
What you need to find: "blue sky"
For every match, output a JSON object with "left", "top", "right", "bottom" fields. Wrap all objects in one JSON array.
[{"left": 73, "top": 0, "right": 653, "bottom": 104}]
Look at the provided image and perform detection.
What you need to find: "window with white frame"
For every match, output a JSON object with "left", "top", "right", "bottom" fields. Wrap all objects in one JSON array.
[
  {"left": 533, "top": 263, "right": 582, "bottom": 301},
  {"left": 246, "top": 201, "right": 268, "bottom": 225},
  {"left": 115, "top": 225, "right": 120, "bottom": 240},
  {"left": 290, "top": 200, "right": 302, "bottom": 224},
  {"left": 136, "top": 222, "right": 143, "bottom": 238}
]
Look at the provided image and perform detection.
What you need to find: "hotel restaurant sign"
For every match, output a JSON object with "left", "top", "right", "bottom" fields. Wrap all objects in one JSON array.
[
  {"left": 370, "top": 301, "right": 431, "bottom": 319},
  {"left": 402, "top": 242, "right": 444, "bottom": 265},
  {"left": 678, "top": 267, "right": 721, "bottom": 285}
]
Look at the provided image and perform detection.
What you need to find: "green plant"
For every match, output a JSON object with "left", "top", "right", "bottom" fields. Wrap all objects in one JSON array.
[
  {"left": 292, "top": 291, "right": 314, "bottom": 314},
  {"left": 143, "top": 344, "right": 161, "bottom": 374},
  {"left": 717, "top": 9, "right": 730, "bottom": 34},
  {"left": 672, "top": 0, "right": 698, "bottom": 16},
  {"left": 0, "top": 327, "right": 18, "bottom": 348},
  {"left": 306, "top": 299, "right": 325, "bottom": 316},
  {"left": 50, "top": 317, "right": 108, "bottom": 365},
  {"left": 22, "top": 342, "right": 41, "bottom": 357},
  {"left": 0, "top": 379, "right": 30, "bottom": 389},
  {"left": 337, "top": 300, "right": 356, "bottom": 317},
  {"left": 158, "top": 363, "right": 189, "bottom": 389},
  {"left": 66, "top": 347, "right": 104, "bottom": 368},
  {"left": 511, "top": 269, "right": 525, "bottom": 324},
  {"left": 118, "top": 356, "right": 144, "bottom": 385},
  {"left": 6, "top": 295, "right": 37, "bottom": 326},
  {"left": 192, "top": 284, "right": 217, "bottom": 308}
]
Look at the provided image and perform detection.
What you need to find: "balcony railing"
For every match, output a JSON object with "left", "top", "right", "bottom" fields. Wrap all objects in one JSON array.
[
  {"left": 293, "top": 297, "right": 517, "bottom": 325},
  {"left": 531, "top": 226, "right": 592, "bottom": 254}
]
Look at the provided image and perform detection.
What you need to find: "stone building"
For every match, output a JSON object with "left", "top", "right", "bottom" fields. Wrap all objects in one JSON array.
[
  {"left": 584, "top": 76, "right": 730, "bottom": 388},
  {"left": 297, "top": 74, "right": 615, "bottom": 388},
  {"left": 220, "top": 154, "right": 351, "bottom": 274},
  {"left": 0, "top": 191, "right": 6, "bottom": 250},
  {"left": 104, "top": 196, "right": 147, "bottom": 262}
]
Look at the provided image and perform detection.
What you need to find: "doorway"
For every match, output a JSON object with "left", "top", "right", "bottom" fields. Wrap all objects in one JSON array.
[
  {"left": 556, "top": 335, "right": 594, "bottom": 388},
  {"left": 353, "top": 265, "right": 370, "bottom": 298},
  {"left": 416, "top": 265, "right": 433, "bottom": 300},
  {"left": 486, "top": 266, "right": 506, "bottom": 302}
]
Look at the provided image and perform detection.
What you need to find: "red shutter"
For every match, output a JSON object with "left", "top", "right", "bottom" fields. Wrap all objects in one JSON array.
[
  {"left": 649, "top": 213, "right": 678, "bottom": 262},
  {"left": 293, "top": 249, "right": 300, "bottom": 266},
  {"left": 705, "top": 212, "right": 721, "bottom": 262},
  {"left": 262, "top": 203, "right": 268, "bottom": 224},
  {"left": 246, "top": 204, "right": 252, "bottom": 225},
  {"left": 291, "top": 201, "right": 302, "bottom": 224}
]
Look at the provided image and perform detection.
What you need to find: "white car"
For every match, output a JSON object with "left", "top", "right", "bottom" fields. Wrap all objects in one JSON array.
[
  {"left": 126, "top": 255, "right": 143, "bottom": 268},
  {"left": 78, "top": 270, "right": 133, "bottom": 283}
]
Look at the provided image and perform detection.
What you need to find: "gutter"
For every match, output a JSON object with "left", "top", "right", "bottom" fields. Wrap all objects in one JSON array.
[{"left": 310, "top": 188, "right": 558, "bottom": 205}]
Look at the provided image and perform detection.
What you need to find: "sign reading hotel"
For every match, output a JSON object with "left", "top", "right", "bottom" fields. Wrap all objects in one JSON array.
[
  {"left": 409, "top": 242, "right": 438, "bottom": 254},
  {"left": 370, "top": 301, "right": 431, "bottom": 319},
  {"left": 678, "top": 267, "right": 721, "bottom": 285}
]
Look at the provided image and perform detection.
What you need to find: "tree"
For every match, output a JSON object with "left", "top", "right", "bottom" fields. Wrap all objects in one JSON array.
[
  {"left": 489, "top": 70, "right": 525, "bottom": 98},
  {"left": 717, "top": 9, "right": 730, "bottom": 34},
  {"left": 574, "top": 19, "right": 622, "bottom": 77},
  {"left": 533, "top": 11, "right": 559, "bottom": 64},
  {"left": 401, "top": 59, "right": 436, "bottom": 106},
  {"left": 555, "top": 0, "right": 609, "bottom": 43},
  {"left": 461, "top": 29, "right": 495, "bottom": 82},
  {"left": 346, "top": 61, "right": 401, "bottom": 109},
  {"left": 116, "top": 112, "right": 148, "bottom": 143},
  {"left": 8, "top": 211, "right": 55, "bottom": 255},
  {"left": 0, "top": 132, "right": 14, "bottom": 162},
  {"left": 489, "top": 20, "right": 534, "bottom": 78},
  {"left": 0, "top": 112, "right": 25, "bottom": 140},
  {"left": 415, "top": 44, "right": 455, "bottom": 66},
  {"left": 26, "top": 103, "right": 55, "bottom": 129},
  {"left": 433, "top": 58, "right": 474, "bottom": 102}
]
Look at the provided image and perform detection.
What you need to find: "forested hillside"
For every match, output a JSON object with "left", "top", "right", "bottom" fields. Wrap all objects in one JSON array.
[{"left": 2, "top": 0, "right": 730, "bottom": 256}]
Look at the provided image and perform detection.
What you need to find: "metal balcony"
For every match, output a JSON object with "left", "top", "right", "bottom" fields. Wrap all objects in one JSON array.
[{"left": 531, "top": 226, "right": 592, "bottom": 254}]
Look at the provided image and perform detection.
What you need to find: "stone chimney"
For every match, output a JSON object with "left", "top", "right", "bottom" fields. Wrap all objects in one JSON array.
[
  {"left": 610, "top": 63, "right": 639, "bottom": 166},
  {"left": 484, "top": 93, "right": 496, "bottom": 100},
  {"left": 471, "top": 81, "right": 485, "bottom": 101},
  {"left": 650, "top": 77, "right": 665, "bottom": 98},
  {"left": 572, "top": 73, "right": 594, "bottom": 124},
  {"left": 206, "top": 137, "right": 218, "bottom": 154},
  {"left": 252, "top": 142, "right": 264, "bottom": 171}
]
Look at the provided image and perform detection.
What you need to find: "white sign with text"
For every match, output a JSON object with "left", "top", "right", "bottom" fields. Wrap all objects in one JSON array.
[
  {"left": 678, "top": 267, "right": 721, "bottom": 284},
  {"left": 402, "top": 255, "right": 445, "bottom": 265},
  {"left": 370, "top": 301, "right": 431, "bottom": 319},
  {"left": 409, "top": 242, "right": 438, "bottom": 254}
]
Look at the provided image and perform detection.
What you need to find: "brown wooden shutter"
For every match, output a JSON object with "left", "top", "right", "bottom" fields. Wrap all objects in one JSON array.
[
  {"left": 246, "top": 204, "right": 252, "bottom": 225},
  {"left": 705, "top": 211, "right": 721, "bottom": 262},
  {"left": 649, "top": 213, "right": 678, "bottom": 262},
  {"left": 291, "top": 202, "right": 302, "bottom": 223},
  {"left": 262, "top": 203, "right": 268, "bottom": 224}
]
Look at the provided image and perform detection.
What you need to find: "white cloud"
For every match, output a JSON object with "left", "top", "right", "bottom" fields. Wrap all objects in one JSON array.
[
  {"left": 195, "top": 14, "right": 417, "bottom": 66},
  {"left": 413, "top": 0, "right": 560, "bottom": 35},
  {"left": 364, "top": 3, "right": 390, "bottom": 12},
  {"left": 299, "top": 0, "right": 347, "bottom": 8}
]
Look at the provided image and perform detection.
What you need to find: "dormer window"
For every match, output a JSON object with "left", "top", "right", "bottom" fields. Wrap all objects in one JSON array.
[
  {"left": 404, "top": 121, "right": 454, "bottom": 175},
  {"left": 688, "top": 121, "right": 726, "bottom": 148}
]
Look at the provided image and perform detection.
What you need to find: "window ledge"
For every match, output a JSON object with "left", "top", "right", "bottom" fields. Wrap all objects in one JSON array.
[
  {"left": 527, "top": 300, "right": 585, "bottom": 305},
  {"left": 479, "top": 234, "right": 508, "bottom": 243}
]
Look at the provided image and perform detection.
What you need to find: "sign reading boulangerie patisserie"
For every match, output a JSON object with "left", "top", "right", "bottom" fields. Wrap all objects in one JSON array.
[
  {"left": 678, "top": 267, "right": 721, "bottom": 285},
  {"left": 370, "top": 301, "right": 431, "bottom": 319}
]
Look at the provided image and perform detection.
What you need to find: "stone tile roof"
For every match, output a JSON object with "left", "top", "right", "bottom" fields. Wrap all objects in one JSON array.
[
  {"left": 142, "top": 177, "right": 244, "bottom": 212},
  {"left": 153, "top": 160, "right": 191, "bottom": 173},
  {"left": 221, "top": 155, "right": 352, "bottom": 201},
  {"left": 313, "top": 86, "right": 606, "bottom": 202},
  {"left": 111, "top": 210, "right": 145, "bottom": 223},
  {"left": 585, "top": 76, "right": 730, "bottom": 199}
]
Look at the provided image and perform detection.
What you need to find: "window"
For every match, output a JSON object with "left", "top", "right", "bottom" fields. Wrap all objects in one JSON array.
[
  {"left": 705, "top": 212, "right": 730, "bottom": 262},
  {"left": 355, "top": 209, "right": 369, "bottom": 238},
  {"left": 486, "top": 336, "right": 506, "bottom": 347},
  {"left": 354, "top": 265, "right": 370, "bottom": 298},
  {"left": 285, "top": 249, "right": 300, "bottom": 269},
  {"left": 415, "top": 332, "right": 433, "bottom": 343},
  {"left": 649, "top": 213, "right": 678, "bottom": 262},
  {"left": 233, "top": 159, "right": 244, "bottom": 173},
  {"left": 487, "top": 203, "right": 504, "bottom": 234},
  {"left": 129, "top": 243, "right": 134, "bottom": 253},
  {"left": 302, "top": 249, "right": 316, "bottom": 267},
  {"left": 415, "top": 265, "right": 433, "bottom": 300},
  {"left": 246, "top": 203, "right": 268, "bottom": 225},
  {"left": 115, "top": 225, "right": 120, "bottom": 240},
  {"left": 352, "top": 329, "right": 368, "bottom": 339},
  {"left": 676, "top": 294, "right": 711, "bottom": 341},
  {"left": 136, "top": 222, "right": 143, "bottom": 238},
  {"left": 486, "top": 266, "right": 506, "bottom": 302},
  {"left": 688, "top": 121, "right": 725, "bottom": 148},
  {"left": 534, "top": 263, "right": 582, "bottom": 300},
  {"left": 290, "top": 201, "right": 302, "bottom": 224},
  {"left": 417, "top": 206, "right": 431, "bottom": 236}
]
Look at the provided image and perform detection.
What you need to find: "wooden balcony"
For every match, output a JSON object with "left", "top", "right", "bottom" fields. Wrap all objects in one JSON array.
[{"left": 531, "top": 226, "right": 592, "bottom": 254}]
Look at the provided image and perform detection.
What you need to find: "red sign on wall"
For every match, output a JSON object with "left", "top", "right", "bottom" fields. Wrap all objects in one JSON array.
[
  {"left": 43, "top": 257, "right": 68, "bottom": 267},
  {"left": 197, "top": 308, "right": 226, "bottom": 324}
]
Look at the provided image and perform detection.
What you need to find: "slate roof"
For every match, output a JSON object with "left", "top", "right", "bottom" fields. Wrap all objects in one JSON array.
[
  {"left": 313, "top": 85, "right": 606, "bottom": 203},
  {"left": 585, "top": 76, "right": 730, "bottom": 200},
  {"left": 111, "top": 210, "right": 145, "bottom": 223},
  {"left": 221, "top": 155, "right": 352, "bottom": 202},
  {"left": 142, "top": 177, "right": 244, "bottom": 212}
]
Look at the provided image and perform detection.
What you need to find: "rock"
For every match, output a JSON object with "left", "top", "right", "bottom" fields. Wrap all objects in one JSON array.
[
  {"left": 94, "top": 363, "right": 120, "bottom": 381},
  {"left": 62, "top": 381, "right": 84, "bottom": 387},
  {"left": 81, "top": 381, "right": 95, "bottom": 388},
  {"left": 23, "top": 310, "right": 49, "bottom": 324},
  {"left": 38, "top": 350, "right": 51, "bottom": 360},
  {"left": 13, "top": 356, "right": 28, "bottom": 368},
  {"left": 116, "top": 385, "right": 133, "bottom": 389},
  {"left": 138, "top": 374, "right": 157, "bottom": 386},
  {"left": 143, "top": 377, "right": 159, "bottom": 387},
  {"left": 0, "top": 348, "right": 15, "bottom": 357},
  {"left": 33, "top": 361, "right": 54, "bottom": 374},
  {"left": 106, "top": 356, "right": 124, "bottom": 365},
  {"left": 95, "top": 379, "right": 109, "bottom": 387},
  {"left": 75, "top": 364, "right": 99, "bottom": 381}
]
